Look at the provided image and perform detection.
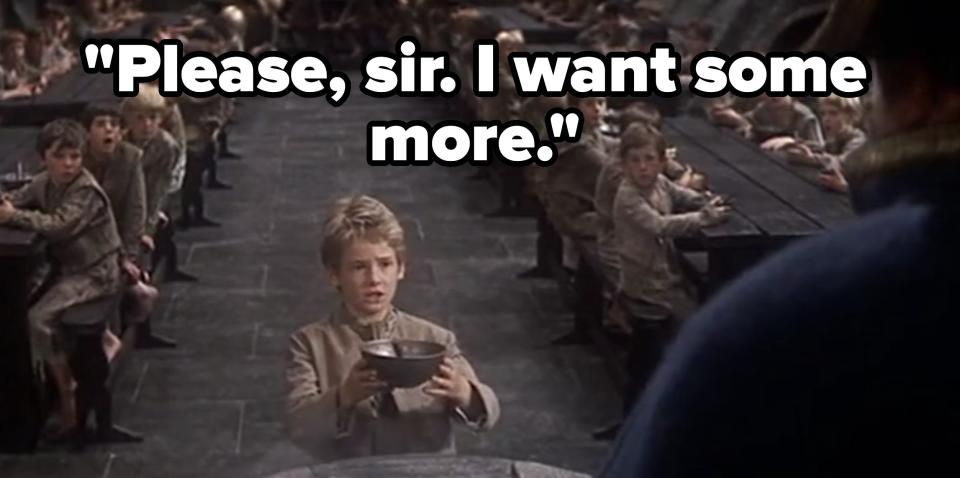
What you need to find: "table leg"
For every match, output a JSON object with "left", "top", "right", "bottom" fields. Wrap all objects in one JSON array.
[{"left": 0, "top": 256, "right": 43, "bottom": 453}]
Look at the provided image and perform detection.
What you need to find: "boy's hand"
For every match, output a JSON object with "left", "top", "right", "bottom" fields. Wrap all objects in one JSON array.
[
  {"left": 141, "top": 234, "right": 155, "bottom": 252},
  {"left": 0, "top": 199, "right": 15, "bottom": 223},
  {"left": 340, "top": 359, "right": 388, "bottom": 408},
  {"left": 819, "top": 171, "right": 849, "bottom": 193},
  {"left": 122, "top": 259, "right": 142, "bottom": 281},
  {"left": 700, "top": 203, "right": 732, "bottom": 226},
  {"left": 424, "top": 357, "right": 473, "bottom": 409}
]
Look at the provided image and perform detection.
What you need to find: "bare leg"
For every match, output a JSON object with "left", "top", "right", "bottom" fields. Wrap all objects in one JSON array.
[{"left": 102, "top": 330, "right": 122, "bottom": 363}]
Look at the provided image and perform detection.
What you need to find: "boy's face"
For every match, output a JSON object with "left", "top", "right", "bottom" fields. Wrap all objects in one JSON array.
[
  {"left": 581, "top": 98, "right": 607, "bottom": 127},
  {"left": 623, "top": 144, "right": 665, "bottom": 188},
  {"left": 43, "top": 143, "right": 83, "bottom": 185},
  {"left": 127, "top": 111, "right": 161, "bottom": 140},
  {"left": 88, "top": 115, "right": 121, "bottom": 154},
  {"left": 3, "top": 42, "right": 26, "bottom": 61},
  {"left": 819, "top": 104, "right": 848, "bottom": 135},
  {"left": 328, "top": 239, "right": 406, "bottom": 319}
]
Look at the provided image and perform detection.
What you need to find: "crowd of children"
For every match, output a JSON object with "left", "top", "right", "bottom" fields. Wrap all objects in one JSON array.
[
  {"left": 0, "top": 1, "right": 260, "bottom": 448},
  {"left": 0, "top": 0, "right": 868, "bottom": 462}
]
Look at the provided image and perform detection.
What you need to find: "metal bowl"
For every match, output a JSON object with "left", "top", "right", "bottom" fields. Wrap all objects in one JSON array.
[{"left": 360, "top": 339, "right": 447, "bottom": 389}]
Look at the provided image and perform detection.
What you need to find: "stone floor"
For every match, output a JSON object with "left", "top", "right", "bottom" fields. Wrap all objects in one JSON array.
[{"left": 0, "top": 76, "right": 619, "bottom": 478}]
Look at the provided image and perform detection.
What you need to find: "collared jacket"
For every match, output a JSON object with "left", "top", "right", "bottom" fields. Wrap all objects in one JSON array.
[
  {"left": 613, "top": 175, "right": 709, "bottom": 318},
  {"left": 5, "top": 169, "right": 121, "bottom": 276},
  {"left": 285, "top": 307, "right": 500, "bottom": 462},
  {"left": 85, "top": 141, "right": 146, "bottom": 262}
]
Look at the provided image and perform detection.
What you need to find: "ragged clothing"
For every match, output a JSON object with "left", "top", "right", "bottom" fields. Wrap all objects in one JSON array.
[
  {"left": 746, "top": 100, "right": 825, "bottom": 150},
  {"left": 543, "top": 143, "right": 613, "bottom": 241},
  {"left": 285, "top": 307, "right": 500, "bottom": 463},
  {"left": 594, "top": 160, "right": 624, "bottom": 284},
  {"left": 613, "top": 176, "right": 710, "bottom": 320},
  {"left": 85, "top": 141, "right": 146, "bottom": 263},
  {"left": 161, "top": 102, "right": 188, "bottom": 194},
  {"left": 4, "top": 170, "right": 121, "bottom": 360},
  {"left": 131, "top": 130, "right": 180, "bottom": 234}
]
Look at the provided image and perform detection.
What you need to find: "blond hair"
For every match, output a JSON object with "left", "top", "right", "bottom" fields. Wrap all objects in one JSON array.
[
  {"left": 496, "top": 29, "right": 525, "bottom": 47},
  {"left": 819, "top": 95, "right": 863, "bottom": 122},
  {"left": 121, "top": 84, "right": 167, "bottom": 117},
  {"left": 321, "top": 196, "right": 406, "bottom": 269}
]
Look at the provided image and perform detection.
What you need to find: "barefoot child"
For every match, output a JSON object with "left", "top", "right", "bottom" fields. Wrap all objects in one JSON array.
[{"left": 0, "top": 119, "right": 122, "bottom": 437}]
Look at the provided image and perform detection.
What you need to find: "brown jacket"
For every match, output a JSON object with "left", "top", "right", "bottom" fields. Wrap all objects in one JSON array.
[
  {"left": 6, "top": 169, "right": 121, "bottom": 275},
  {"left": 85, "top": 141, "right": 146, "bottom": 262},
  {"left": 131, "top": 130, "right": 179, "bottom": 234},
  {"left": 543, "top": 143, "right": 612, "bottom": 240},
  {"left": 614, "top": 175, "right": 709, "bottom": 319},
  {"left": 285, "top": 307, "right": 500, "bottom": 462}
]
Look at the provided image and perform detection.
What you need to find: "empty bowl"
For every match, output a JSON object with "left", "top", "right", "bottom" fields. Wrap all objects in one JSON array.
[{"left": 360, "top": 339, "right": 447, "bottom": 388}]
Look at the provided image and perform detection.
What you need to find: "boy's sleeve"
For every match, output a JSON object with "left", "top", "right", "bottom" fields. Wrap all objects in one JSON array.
[
  {"left": 444, "top": 332, "right": 500, "bottom": 431},
  {"left": 616, "top": 183, "right": 706, "bottom": 238},
  {"left": 6, "top": 187, "right": 102, "bottom": 241},
  {"left": 285, "top": 331, "right": 358, "bottom": 458},
  {"left": 797, "top": 111, "right": 826, "bottom": 150},
  {"left": 143, "top": 139, "right": 178, "bottom": 234},
  {"left": 121, "top": 157, "right": 147, "bottom": 261},
  {"left": 665, "top": 179, "right": 709, "bottom": 212},
  {"left": 6, "top": 180, "right": 39, "bottom": 208}
]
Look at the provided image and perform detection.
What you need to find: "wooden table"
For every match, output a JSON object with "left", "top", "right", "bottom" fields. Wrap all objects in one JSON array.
[
  {"left": 0, "top": 227, "right": 45, "bottom": 453},
  {"left": 0, "top": 17, "right": 168, "bottom": 126},
  {"left": 264, "top": 454, "right": 590, "bottom": 478},
  {"left": 662, "top": 115, "right": 855, "bottom": 293}
]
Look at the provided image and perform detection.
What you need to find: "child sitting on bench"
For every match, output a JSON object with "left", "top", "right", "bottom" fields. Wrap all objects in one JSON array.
[{"left": 0, "top": 119, "right": 123, "bottom": 439}]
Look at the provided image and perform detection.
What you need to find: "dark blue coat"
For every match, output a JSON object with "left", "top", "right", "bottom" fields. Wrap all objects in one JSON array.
[{"left": 600, "top": 128, "right": 960, "bottom": 476}]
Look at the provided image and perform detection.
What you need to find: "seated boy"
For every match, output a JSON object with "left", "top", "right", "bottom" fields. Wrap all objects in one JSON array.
[
  {"left": 614, "top": 122, "right": 729, "bottom": 322},
  {"left": 743, "top": 95, "right": 826, "bottom": 153},
  {"left": 1, "top": 30, "right": 47, "bottom": 97},
  {"left": 285, "top": 196, "right": 499, "bottom": 462},
  {"left": 82, "top": 103, "right": 158, "bottom": 331},
  {"left": 0, "top": 118, "right": 122, "bottom": 437},
  {"left": 805, "top": 96, "right": 867, "bottom": 193},
  {"left": 603, "top": 122, "right": 729, "bottom": 439},
  {"left": 121, "top": 84, "right": 180, "bottom": 243}
]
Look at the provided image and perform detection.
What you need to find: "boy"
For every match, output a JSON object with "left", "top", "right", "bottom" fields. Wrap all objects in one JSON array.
[
  {"left": 285, "top": 195, "right": 499, "bottom": 462},
  {"left": 816, "top": 96, "right": 868, "bottom": 194},
  {"left": 614, "top": 122, "right": 729, "bottom": 322},
  {"left": 0, "top": 119, "right": 121, "bottom": 437},
  {"left": 742, "top": 95, "right": 826, "bottom": 152},
  {"left": 121, "top": 85, "right": 180, "bottom": 239},
  {"left": 82, "top": 103, "right": 158, "bottom": 328},
  {"left": 1, "top": 30, "right": 47, "bottom": 96},
  {"left": 599, "top": 122, "right": 729, "bottom": 439}
]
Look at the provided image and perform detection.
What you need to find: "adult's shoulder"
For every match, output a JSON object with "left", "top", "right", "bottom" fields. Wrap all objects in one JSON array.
[{"left": 601, "top": 202, "right": 959, "bottom": 476}]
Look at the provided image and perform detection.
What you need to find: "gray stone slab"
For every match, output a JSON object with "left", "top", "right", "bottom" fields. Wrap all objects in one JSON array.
[
  {"left": 134, "top": 357, "right": 286, "bottom": 402},
  {"left": 0, "top": 453, "right": 109, "bottom": 478}
]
